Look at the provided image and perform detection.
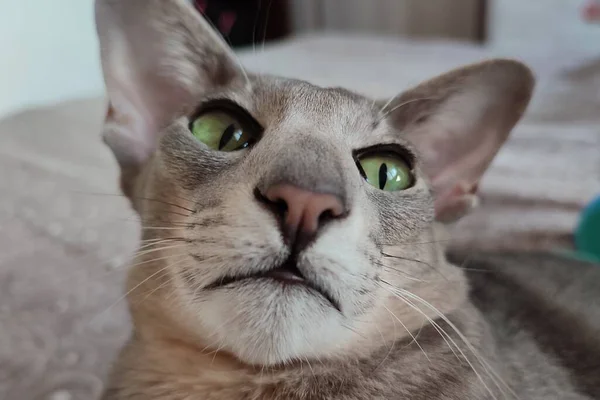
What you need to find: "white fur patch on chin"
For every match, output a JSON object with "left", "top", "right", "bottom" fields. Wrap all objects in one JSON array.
[{"left": 195, "top": 281, "right": 354, "bottom": 366}]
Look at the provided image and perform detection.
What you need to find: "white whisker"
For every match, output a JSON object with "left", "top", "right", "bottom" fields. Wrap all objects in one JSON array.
[
  {"left": 210, "top": 340, "right": 227, "bottom": 367},
  {"left": 126, "top": 248, "right": 192, "bottom": 270},
  {"left": 140, "top": 226, "right": 186, "bottom": 231},
  {"left": 381, "top": 304, "right": 430, "bottom": 362},
  {"left": 371, "top": 299, "right": 398, "bottom": 372},
  {"left": 396, "top": 288, "right": 516, "bottom": 397},
  {"left": 380, "top": 282, "right": 518, "bottom": 400},
  {"left": 261, "top": 0, "right": 273, "bottom": 54},
  {"left": 380, "top": 283, "right": 498, "bottom": 398},
  {"left": 89, "top": 255, "right": 189, "bottom": 326},
  {"left": 131, "top": 243, "right": 189, "bottom": 258},
  {"left": 379, "top": 97, "right": 440, "bottom": 121},
  {"left": 135, "top": 271, "right": 176, "bottom": 304},
  {"left": 378, "top": 92, "right": 403, "bottom": 114}
]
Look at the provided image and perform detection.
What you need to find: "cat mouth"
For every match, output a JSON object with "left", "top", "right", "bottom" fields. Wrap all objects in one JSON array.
[{"left": 204, "top": 257, "right": 341, "bottom": 312}]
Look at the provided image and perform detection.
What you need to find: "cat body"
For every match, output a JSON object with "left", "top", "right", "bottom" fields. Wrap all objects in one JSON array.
[{"left": 95, "top": 1, "right": 600, "bottom": 399}]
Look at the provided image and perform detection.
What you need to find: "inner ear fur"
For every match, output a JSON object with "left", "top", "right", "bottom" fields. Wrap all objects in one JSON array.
[{"left": 380, "top": 59, "right": 535, "bottom": 222}]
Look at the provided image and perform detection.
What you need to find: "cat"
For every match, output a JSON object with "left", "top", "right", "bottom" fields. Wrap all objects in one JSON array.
[{"left": 96, "top": 1, "right": 600, "bottom": 399}]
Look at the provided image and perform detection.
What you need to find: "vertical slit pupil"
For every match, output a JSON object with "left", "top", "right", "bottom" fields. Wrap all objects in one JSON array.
[
  {"left": 378, "top": 163, "right": 388, "bottom": 190},
  {"left": 218, "top": 124, "right": 237, "bottom": 150}
]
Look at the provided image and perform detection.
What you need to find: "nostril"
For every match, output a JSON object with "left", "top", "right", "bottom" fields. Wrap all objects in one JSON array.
[
  {"left": 257, "top": 184, "right": 347, "bottom": 251},
  {"left": 254, "top": 187, "right": 288, "bottom": 218},
  {"left": 318, "top": 208, "right": 337, "bottom": 227},
  {"left": 273, "top": 198, "right": 288, "bottom": 215},
  {"left": 253, "top": 187, "right": 268, "bottom": 205}
]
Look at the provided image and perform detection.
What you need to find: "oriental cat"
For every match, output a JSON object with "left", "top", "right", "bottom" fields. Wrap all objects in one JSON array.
[{"left": 96, "top": 1, "right": 600, "bottom": 399}]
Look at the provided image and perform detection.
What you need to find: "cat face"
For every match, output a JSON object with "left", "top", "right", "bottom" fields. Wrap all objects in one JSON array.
[
  {"left": 135, "top": 79, "right": 436, "bottom": 364},
  {"left": 96, "top": 0, "right": 534, "bottom": 366}
]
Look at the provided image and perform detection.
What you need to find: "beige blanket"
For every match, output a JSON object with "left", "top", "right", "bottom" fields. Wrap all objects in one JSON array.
[{"left": 0, "top": 35, "right": 598, "bottom": 399}]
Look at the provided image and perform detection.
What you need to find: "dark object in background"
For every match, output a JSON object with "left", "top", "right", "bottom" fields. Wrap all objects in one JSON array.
[{"left": 194, "top": 0, "right": 290, "bottom": 48}]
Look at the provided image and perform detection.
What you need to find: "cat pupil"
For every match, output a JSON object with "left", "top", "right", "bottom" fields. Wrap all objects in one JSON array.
[
  {"left": 218, "top": 124, "right": 237, "bottom": 150},
  {"left": 378, "top": 163, "right": 388, "bottom": 190}
]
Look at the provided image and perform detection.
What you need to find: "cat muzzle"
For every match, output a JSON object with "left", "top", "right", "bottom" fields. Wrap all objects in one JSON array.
[{"left": 203, "top": 256, "right": 341, "bottom": 312}]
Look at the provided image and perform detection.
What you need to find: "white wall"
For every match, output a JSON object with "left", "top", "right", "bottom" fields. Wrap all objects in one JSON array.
[
  {"left": 489, "top": 0, "right": 600, "bottom": 55},
  {"left": 0, "top": 0, "right": 104, "bottom": 117}
]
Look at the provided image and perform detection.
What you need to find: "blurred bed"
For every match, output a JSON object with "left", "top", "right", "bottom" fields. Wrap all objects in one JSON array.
[{"left": 0, "top": 34, "right": 599, "bottom": 399}]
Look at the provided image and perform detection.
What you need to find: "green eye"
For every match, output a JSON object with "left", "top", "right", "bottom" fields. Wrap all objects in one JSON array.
[
  {"left": 190, "top": 111, "right": 256, "bottom": 151},
  {"left": 357, "top": 153, "right": 413, "bottom": 191}
]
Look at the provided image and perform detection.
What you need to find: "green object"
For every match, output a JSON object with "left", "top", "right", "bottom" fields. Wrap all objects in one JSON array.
[
  {"left": 358, "top": 154, "right": 413, "bottom": 191},
  {"left": 190, "top": 111, "right": 255, "bottom": 151},
  {"left": 574, "top": 195, "right": 600, "bottom": 263},
  {"left": 557, "top": 249, "right": 600, "bottom": 264}
]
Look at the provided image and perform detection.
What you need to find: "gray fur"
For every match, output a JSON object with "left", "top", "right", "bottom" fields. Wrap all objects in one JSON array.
[{"left": 95, "top": 1, "right": 600, "bottom": 399}]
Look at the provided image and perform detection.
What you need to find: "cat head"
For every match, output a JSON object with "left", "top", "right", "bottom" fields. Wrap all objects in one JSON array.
[{"left": 97, "top": 0, "right": 534, "bottom": 366}]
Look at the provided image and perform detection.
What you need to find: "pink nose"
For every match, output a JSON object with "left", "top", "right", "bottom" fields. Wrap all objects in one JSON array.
[{"left": 264, "top": 184, "right": 344, "bottom": 240}]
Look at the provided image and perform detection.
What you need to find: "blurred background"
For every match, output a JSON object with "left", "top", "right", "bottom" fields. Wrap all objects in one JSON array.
[{"left": 1, "top": 0, "right": 599, "bottom": 118}]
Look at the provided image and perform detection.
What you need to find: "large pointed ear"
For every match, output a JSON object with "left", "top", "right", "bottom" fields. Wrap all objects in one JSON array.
[
  {"left": 380, "top": 60, "right": 535, "bottom": 223},
  {"left": 96, "top": 0, "right": 245, "bottom": 168}
]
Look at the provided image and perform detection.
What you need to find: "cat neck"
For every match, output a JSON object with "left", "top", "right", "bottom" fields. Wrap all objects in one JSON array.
[{"left": 111, "top": 298, "right": 488, "bottom": 400}]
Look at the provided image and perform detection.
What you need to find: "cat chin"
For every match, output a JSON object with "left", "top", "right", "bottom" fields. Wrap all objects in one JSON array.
[{"left": 192, "top": 280, "right": 357, "bottom": 366}]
